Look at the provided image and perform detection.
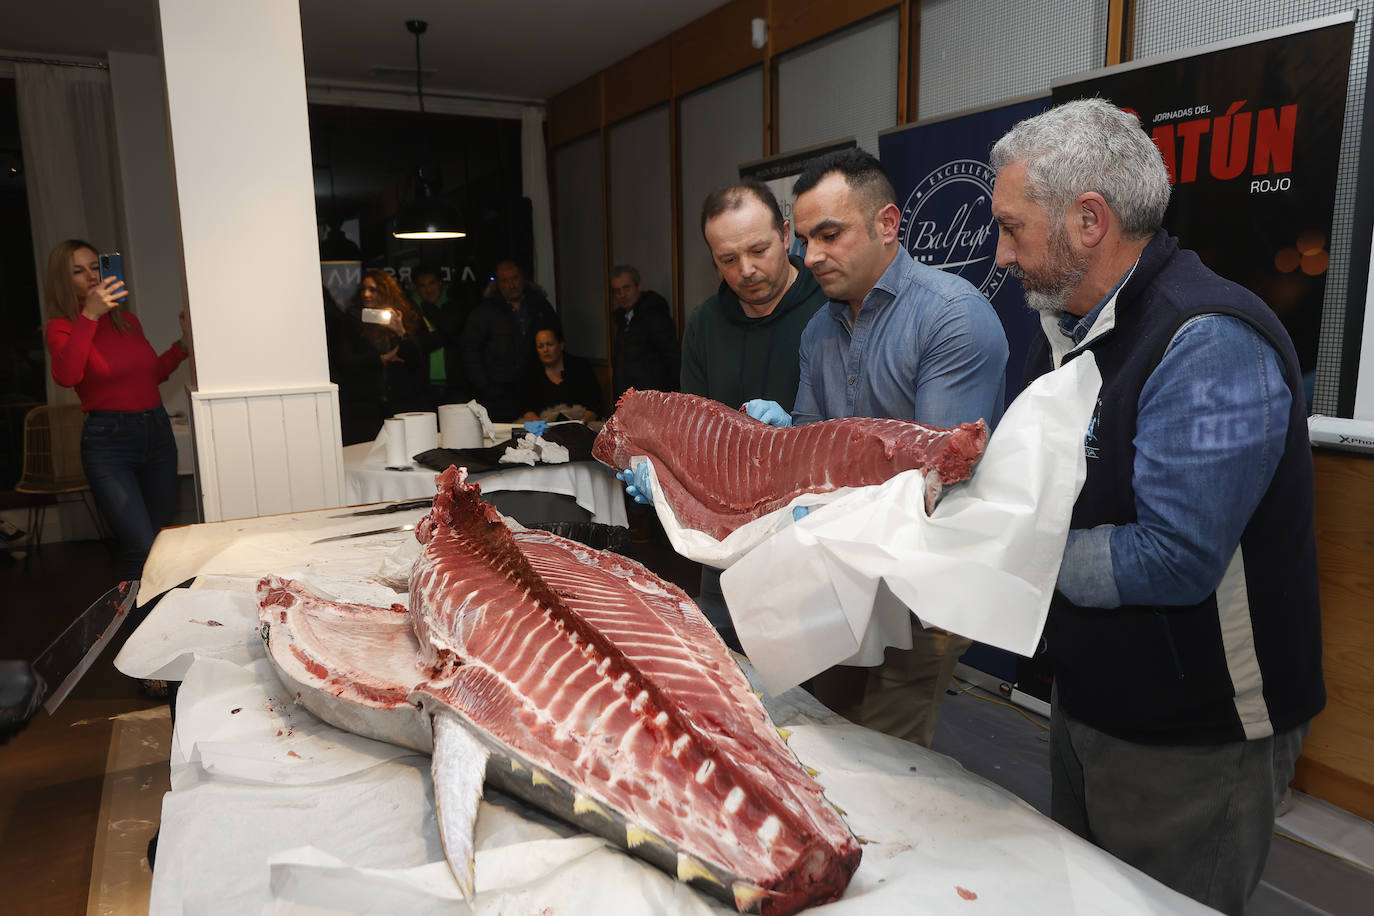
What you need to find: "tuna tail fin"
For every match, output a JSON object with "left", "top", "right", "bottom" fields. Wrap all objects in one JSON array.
[{"left": 431, "top": 709, "right": 489, "bottom": 901}]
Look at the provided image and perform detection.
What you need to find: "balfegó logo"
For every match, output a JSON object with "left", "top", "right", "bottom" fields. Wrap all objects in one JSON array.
[{"left": 899, "top": 159, "right": 1008, "bottom": 299}]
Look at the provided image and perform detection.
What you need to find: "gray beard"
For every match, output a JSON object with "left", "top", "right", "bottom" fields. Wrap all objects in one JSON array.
[{"left": 1009, "top": 230, "right": 1087, "bottom": 315}]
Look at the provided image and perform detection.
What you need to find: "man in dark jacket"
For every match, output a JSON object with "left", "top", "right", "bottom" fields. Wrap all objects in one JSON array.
[
  {"left": 682, "top": 181, "right": 826, "bottom": 650},
  {"left": 461, "top": 260, "right": 558, "bottom": 420},
  {"left": 610, "top": 265, "right": 679, "bottom": 400},
  {"left": 991, "top": 98, "right": 1323, "bottom": 915}
]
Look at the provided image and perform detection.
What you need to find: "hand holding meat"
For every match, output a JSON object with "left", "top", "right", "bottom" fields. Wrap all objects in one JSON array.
[
  {"left": 616, "top": 461, "right": 654, "bottom": 505},
  {"left": 744, "top": 398, "right": 792, "bottom": 427}
]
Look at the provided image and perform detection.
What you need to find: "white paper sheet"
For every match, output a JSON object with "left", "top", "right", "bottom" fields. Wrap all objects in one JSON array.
[
  {"left": 145, "top": 592, "right": 1210, "bottom": 916},
  {"left": 720, "top": 354, "right": 1102, "bottom": 694}
]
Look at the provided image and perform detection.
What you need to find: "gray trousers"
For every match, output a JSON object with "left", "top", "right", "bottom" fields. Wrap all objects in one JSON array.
[{"left": 1050, "top": 688, "right": 1309, "bottom": 915}]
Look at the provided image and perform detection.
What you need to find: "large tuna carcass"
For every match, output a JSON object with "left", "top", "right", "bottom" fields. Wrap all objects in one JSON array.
[
  {"left": 258, "top": 466, "right": 860, "bottom": 914},
  {"left": 592, "top": 389, "right": 988, "bottom": 538}
]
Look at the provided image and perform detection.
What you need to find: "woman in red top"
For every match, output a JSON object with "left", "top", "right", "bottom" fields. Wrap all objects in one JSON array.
[{"left": 44, "top": 239, "right": 190, "bottom": 581}]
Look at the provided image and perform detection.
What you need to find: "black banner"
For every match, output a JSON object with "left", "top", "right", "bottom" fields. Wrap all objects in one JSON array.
[{"left": 1054, "top": 17, "right": 1355, "bottom": 397}]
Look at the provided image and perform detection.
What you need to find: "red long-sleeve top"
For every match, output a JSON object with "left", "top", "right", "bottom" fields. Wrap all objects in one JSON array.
[{"left": 46, "top": 312, "right": 187, "bottom": 412}]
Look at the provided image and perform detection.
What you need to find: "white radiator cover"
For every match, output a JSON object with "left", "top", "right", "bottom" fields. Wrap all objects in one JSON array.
[{"left": 191, "top": 385, "right": 345, "bottom": 522}]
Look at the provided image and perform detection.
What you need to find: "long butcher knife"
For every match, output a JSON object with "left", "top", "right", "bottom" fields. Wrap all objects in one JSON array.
[
  {"left": 330, "top": 498, "right": 433, "bottom": 518},
  {"left": 311, "top": 524, "right": 415, "bottom": 544},
  {"left": 31, "top": 580, "right": 140, "bottom": 714}
]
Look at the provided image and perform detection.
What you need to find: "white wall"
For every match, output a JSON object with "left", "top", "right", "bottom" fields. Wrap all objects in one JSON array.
[
  {"left": 159, "top": 0, "right": 329, "bottom": 393},
  {"left": 108, "top": 50, "right": 190, "bottom": 418},
  {"left": 158, "top": 0, "right": 342, "bottom": 519}
]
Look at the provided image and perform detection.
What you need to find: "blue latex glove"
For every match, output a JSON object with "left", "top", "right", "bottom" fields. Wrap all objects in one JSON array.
[
  {"left": 743, "top": 398, "right": 792, "bottom": 427},
  {"left": 792, "top": 505, "right": 810, "bottom": 521},
  {"left": 523, "top": 420, "right": 548, "bottom": 437},
  {"left": 616, "top": 461, "right": 654, "bottom": 505}
]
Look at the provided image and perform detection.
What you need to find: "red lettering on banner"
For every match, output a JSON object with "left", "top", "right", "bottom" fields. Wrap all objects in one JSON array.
[
  {"left": 1210, "top": 101, "right": 1252, "bottom": 181},
  {"left": 1176, "top": 119, "right": 1211, "bottom": 183},
  {"left": 1253, "top": 104, "right": 1298, "bottom": 175}
]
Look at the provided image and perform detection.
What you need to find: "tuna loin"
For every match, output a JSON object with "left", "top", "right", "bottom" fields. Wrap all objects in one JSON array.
[
  {"left": 259, "top": 467, "right": 860, "bottom": 914},
  {"left": 593, "top": 389, "right": 989, "bottom": 539}
]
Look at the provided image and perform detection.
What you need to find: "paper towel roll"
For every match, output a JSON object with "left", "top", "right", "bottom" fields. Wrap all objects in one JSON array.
[
  {"left": 383, "top": 417, "right": 409, "bottom": 467},
  {"left": 439, "top": 403, "right": 483, "bottom": 449},
  {"left": 396, "top": 411, "right": 438, "bottom": 457}
]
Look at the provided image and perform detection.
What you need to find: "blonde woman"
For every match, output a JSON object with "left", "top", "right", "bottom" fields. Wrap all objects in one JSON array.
[{"left": 43, "top": 239, "right": 189, "bottom": 582}]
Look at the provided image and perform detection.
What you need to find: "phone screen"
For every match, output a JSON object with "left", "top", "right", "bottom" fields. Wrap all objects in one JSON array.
[{"left": 99, "top": 252, "right": 126, "bottom": 293}]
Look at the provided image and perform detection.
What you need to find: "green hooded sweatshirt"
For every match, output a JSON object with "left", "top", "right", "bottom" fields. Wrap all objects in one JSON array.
[{"left": 680, "top": 256, "right": 825, "bottom": 411}]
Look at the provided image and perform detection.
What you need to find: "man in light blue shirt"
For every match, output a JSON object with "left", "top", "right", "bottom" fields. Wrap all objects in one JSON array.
[{"left": 751, "top": 148, "right": 1008, "bottom": 746}]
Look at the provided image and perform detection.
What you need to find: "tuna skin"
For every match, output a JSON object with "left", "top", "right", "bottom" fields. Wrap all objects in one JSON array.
[{"left": 593, "top": 389, "right": 988, "bottom": 538}]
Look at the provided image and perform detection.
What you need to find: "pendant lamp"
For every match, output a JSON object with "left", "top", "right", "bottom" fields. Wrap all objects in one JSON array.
[{"left": 393, "top": 19, "right": 465, "bottom": 240}]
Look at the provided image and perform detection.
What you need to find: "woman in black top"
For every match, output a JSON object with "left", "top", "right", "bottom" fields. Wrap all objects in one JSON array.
[{"left": 520, "top": 324, "right": 604, "bottom": 421}]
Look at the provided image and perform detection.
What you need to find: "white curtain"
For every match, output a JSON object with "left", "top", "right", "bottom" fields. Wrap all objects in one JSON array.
[
  {"left": 521, "top": 105, "right": 556, "bottom": 297},
  {"left": 15, "top": 63, "right": 127, "bottom": 404}
]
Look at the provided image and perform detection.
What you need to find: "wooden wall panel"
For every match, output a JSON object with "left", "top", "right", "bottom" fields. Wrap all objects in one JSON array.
[
  {"left": 605, "top": 38, "right": 673, "bottom": 125},
  {"left": 548, "top": 75, "right": 602, "bottom": 148},
  {"left": 1291, "top": 450, "right": 1374, "bottom": 821},
  {"left": 671, "top": 0, "right": 767, "bottom": 97},
  {"left": 770, "top": 0, "right": 897, "bottom": 57}
]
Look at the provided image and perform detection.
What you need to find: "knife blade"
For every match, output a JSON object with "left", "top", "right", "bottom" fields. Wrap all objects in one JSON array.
[
  {"left": 32, "top": 580, "right": 139, "bottom": 714},
  {"left": 330, "top": 498, "right": 432, "bottom": 518},
  {"left": 311, "top": 524, "right": 415, "bottom": 544}
]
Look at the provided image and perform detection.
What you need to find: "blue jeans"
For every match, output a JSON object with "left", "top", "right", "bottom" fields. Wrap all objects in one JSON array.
[{"left": 81, "top": 406, "right": 179, "bottom": 581}]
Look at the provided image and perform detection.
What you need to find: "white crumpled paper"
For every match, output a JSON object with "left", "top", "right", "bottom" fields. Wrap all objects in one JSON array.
[
  {"left": 720, "top": 354, "right": 1102, "bottom": 694},
  {"left": 500, "top": 432, "right": 570, "bottom": 466}
]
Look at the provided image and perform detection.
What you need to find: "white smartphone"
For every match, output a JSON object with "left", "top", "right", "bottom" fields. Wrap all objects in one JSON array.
[{"left": 361, "top": 307, "right": 393, "bottom": 325}]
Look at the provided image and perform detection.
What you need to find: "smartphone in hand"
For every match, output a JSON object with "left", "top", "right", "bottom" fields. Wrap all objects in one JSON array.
[
  {"left": 99, "top": 252, "right": 127, "bottom": 299},
  {"left": 361, "top": 307, "right": 393, "bottom": 325}
]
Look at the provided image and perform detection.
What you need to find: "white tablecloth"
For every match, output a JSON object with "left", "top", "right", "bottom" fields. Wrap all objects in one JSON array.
[
  {"left": 119, "top": 508, "right": 1210, "bottom": 916},
  {"left": 342, "top": 441, "right": 628, "bottom": 528}
]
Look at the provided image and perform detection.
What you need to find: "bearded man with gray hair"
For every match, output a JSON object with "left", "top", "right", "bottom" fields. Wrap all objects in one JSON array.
[{"left": 990, "top": 97, "right": 1324, "bottom": 914}]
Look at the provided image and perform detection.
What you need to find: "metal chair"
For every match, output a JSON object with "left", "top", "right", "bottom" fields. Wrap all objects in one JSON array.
[{"left": 12, "top": 404, "right": 106, "bottom": 552}]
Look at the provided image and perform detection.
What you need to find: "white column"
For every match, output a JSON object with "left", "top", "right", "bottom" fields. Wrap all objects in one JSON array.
[{"left": 158, "top": 0, "right": 343, "bottom": 520}]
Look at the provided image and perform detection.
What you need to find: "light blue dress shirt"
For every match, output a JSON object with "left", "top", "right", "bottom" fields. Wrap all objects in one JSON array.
[
  {"left": 1056, "top": 286, "right": 1292, "bottom": 609},
  {"left": 791, "top": 249, "right": 1008, "bottom": 429}
]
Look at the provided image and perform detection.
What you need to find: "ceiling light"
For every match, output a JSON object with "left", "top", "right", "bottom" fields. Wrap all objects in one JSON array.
[{"left": 392, "top": 19, "right": 464, "bottom": 240}]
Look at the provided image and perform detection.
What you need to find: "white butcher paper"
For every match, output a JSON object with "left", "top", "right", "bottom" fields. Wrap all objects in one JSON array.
[
  {"left": 721, "top": 353, "right": 1102, "bottom": 694},
  {"left": 115, "top": 587, "right": 262, "bottom": 681},
  {"left": 169, "top": 655, "right": 419, "bottom": 789},
  {"left": 145, "top": 574, "right": 1212, "bottom": 916},
  {"left": 137, "top": 503, "right": 434, "bottom": 606}
]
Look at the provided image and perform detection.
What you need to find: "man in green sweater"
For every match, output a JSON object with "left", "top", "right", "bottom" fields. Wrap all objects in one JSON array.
[{"left": 680, "top": 179, "right": 827, "bottom": 650}]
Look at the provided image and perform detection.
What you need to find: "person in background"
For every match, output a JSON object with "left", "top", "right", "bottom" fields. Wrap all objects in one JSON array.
[
  {"left": 412, "top": 265, "right": 472, "bottom": 403},
  {"left": 322, "top": 285, "right": 387, "bottom": 445},
  {"left": 519, "top": 324, "right": 603, "bottom": 422},
  {"left": 746, "top": 149, "right": 1009, "bottom": 748},
  {"left": 462, "top": 259, "right": 558, "bottom": 420},
  {"left": 43, "top": 239, "right": 190, "bottom": 582},
  {"left": 990, "top": 98, "right": 1323, "bottom": 915},
  {"left": 610, "top": 264, "right": 679, "bottom": 401},
  {"left": 354, "top": 269, "right": 429, "bottom": 415}
]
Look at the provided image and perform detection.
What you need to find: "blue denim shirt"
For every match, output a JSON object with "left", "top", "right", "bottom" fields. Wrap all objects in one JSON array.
[
  {"left": 791, "top": 250, "right": 1008, "bottom": 429},
  {"left": 1056, "top": 275, "right": 1291, "bottom": 608}
]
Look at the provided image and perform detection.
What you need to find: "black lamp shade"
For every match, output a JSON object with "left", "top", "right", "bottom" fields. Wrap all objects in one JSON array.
[{"left": 393, "top": 195, "right": 465, "bottom": 240}]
